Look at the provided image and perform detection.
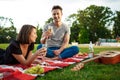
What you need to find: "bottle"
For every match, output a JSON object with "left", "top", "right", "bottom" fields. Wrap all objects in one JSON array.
[
  {"left": 88, "top": 41, "right": 94, "bottom": 58},
  {"left": 0, "top": 73, "right": 3, "bottom": 80},
  {"left": 42, "top": 44, "right": 47, "bottom": 48}
]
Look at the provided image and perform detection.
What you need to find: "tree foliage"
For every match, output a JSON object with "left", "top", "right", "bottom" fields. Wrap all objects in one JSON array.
[
  {"left": 36, "top": 24, "right": 42, "bottom": 44},
  {"left": 1, "top": 5, "right": 120, "bottom": 44},
  {"left": 0, "top": 16, "right": 17, "bottom": 43},
  {"left": 67, "top": 5, "right": 114, "bottom": 43},
  {"left": 113, "top": 11, "right": 120, "bottom": 38},
  {"left": 45, "top": 17, "right": 53, "bottom": 24}
]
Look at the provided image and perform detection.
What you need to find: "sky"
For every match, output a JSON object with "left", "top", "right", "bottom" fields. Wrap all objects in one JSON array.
[{"left": 0, "top": 0, "right": 120, "bottom": 32}]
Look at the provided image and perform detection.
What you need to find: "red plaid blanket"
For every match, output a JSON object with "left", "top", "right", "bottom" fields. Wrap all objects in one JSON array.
[{"left": 0, "top": 54, "right": 88, "bottom": 80}]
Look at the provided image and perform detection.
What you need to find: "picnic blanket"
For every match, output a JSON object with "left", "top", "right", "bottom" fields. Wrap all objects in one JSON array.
[{"left": 0, "top": 53, "right": 88, "bottom": 80}]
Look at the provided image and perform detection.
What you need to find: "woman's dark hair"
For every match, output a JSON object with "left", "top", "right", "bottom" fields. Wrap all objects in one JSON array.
[
  {"left": 52, "top": 5, "right": 63, "bottom": 12},
  {"left": 17, "top": 24, "right": 36, "bottom": 44}
]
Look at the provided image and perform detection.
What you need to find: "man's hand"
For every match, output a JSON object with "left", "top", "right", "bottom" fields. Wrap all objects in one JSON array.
[
  {"left": 53, "top": 49, "right": 62, "bottom": 56},
  {"left": 43, "top": 30, "right": 52, "bottom": 38}
]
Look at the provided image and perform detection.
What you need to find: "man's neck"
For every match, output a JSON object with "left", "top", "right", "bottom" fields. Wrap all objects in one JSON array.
[{"left": 54, "top": 21, "right": 62, "bottom": 28}]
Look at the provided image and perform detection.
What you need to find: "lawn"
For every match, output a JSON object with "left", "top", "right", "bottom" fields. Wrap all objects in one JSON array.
[{"left": 0, "top": 44, "right": 120, "bottom": 80}]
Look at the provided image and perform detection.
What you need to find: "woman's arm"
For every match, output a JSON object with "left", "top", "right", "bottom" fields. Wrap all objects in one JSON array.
[{"left": 12, "top": 48, "right": 46, "bottom": 66}]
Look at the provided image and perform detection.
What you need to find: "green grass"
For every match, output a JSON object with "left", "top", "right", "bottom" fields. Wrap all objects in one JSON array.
[
  {"left": 0, "top": 44, "right": 9, "bottom": 49},
  {"left": 1, "top": 44, "right": 120, "bottom": 80},
  {"left": 36, "top": 62, "right": 120, "bottom": 80}
]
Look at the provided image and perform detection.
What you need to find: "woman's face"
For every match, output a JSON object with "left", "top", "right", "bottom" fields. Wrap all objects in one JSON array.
[{"left": 29, "top": 28, "right": 37, "bottom": 43}]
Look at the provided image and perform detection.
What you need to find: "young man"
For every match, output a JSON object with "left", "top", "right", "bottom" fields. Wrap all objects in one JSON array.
[{"left": 37, "top": 5, "right": 79, "bottom": 60}]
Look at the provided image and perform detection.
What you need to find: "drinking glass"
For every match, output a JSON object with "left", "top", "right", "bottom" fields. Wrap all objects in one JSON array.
[
  {"left": 41, "top": 44, "right": 47, "bottom": 62},
  {"left": 47, "top": 26, "right": 53, "bottom": 40}
]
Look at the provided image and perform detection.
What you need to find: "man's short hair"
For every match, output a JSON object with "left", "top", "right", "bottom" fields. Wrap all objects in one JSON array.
[{"left": 52, "top": 5, "right": 63, "bottom": 11}]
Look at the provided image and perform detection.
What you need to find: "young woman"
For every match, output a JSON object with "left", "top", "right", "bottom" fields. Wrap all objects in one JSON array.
[{"left": 0, "top": 24, "right": 46, "bottom": 66}]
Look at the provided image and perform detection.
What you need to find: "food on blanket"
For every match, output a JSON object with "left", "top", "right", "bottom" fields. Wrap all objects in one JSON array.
[
  {"left": 40, "top": 62, "right": 49, "bottom": 66},
  {"left": 71, "top": 63, "right": 84, "bottom": 71},
  {"left": 77, "top": 52, "right": 83, "bottom": 56},
  {"left": 24, "top": 65, "right": 44, "bottom": 74},
  {"left": 74, "top": 52, "right": 88, "bottom": 58},
  {"left": 77, "top": 52, "right": 88, "bottom": 56},
  {"left": 83, "top": 53, "right": 88, "bottom": 56}
]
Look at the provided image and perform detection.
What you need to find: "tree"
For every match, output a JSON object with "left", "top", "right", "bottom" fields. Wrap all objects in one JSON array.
[
  {"left": 113, "top": 11, "right": 120, "bottom": 38},
  {"left": 36, "top": 24, "right": 42, "bottom": 44},
  {"left": 67, "top": 14, "right": 82, "bottom": 43},
  {"left": 0, "top": 16, "right": 17, "bottom": 43},
  {"left": 0, "top": 16, "right": 8, "bottom": 28},
  {"left": 79, "top": 5, "right": 114, "bottom": 43},
  {"left": 45, "top": 17, "right": 53, "bottom": 24},
  {"left": 67, "top": 5, "right": 114, "bottom": 43}
]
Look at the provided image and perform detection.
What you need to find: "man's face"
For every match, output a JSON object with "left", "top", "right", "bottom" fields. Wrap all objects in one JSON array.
[{"left": 52, "top": 9, "right": 62, "bottom": 23}]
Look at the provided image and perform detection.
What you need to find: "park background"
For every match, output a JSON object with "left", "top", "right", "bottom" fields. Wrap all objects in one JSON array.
[
  {"left": 0, "top": 1, "right": 120, "bottom": 80},
  {"left": 0, "top": 0, "right": 120, "bottom": 44}
]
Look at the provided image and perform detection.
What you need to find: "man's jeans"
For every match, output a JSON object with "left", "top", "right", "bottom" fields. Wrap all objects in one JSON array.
[{"left": 37, "top": 44, "right": 79, "bottom": 59}]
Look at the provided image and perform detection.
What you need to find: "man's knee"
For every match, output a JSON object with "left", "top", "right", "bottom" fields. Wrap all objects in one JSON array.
[{"left": 71, "top": 46, "right": 79, "bottom": 53}]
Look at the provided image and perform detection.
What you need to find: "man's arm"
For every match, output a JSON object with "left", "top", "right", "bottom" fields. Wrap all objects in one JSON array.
[
  {"left": 60, "top": 33, "right": 70, "bottom": 51},
  {"left": 40, "top": 30, "right": 52, "bottom": 44},
  {"left": 54, "top": 33, "right": 70, "bottom": 56},
  {"left": 40, "top": 33, "right": 47, "bottom": 44}
]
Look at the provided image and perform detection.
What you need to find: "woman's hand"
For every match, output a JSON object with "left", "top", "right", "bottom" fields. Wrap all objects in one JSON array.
[
  {"left": 35, "top": 48, "right": 47, "bottom": 57},
  {"left": 33, "top": 59, "right": 42, "bottom": 64}
]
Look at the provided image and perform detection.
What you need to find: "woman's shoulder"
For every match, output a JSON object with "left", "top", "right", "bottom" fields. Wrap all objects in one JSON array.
[
  {"left": 10, "top": 40, "right": 19, "bottom": 48},
  {"left": 29, "top": 43, "right": 34, "bottom": 50}
]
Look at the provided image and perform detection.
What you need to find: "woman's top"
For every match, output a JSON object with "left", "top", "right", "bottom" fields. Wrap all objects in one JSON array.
[{"left": 0, "top": 40, "right": 34, "bottom": 64}]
